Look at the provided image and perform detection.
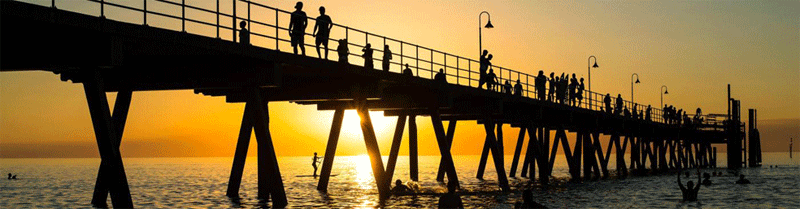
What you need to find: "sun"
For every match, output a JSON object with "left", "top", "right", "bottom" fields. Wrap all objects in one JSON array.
[{"left": 339, "top": 110, "right": 394, "bottom": 141}]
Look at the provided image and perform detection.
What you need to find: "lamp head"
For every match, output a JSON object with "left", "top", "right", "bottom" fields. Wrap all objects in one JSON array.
[
  {"left": 592, "top": 62, "right": 599, "bottom": 68},
  {"left": 484, "top": 20, "right": 494, "bottom": 29},
  {"left": 664, "top": 90, "right": 669, "bottom": 94},
  {"left": 635, "top": 78, "right": 640, "bottom": 84}
]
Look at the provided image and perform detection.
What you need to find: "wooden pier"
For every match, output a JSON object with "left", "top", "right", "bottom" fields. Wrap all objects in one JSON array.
[{"left": 0, "top": 1, "right": 756, "bottom": 208}]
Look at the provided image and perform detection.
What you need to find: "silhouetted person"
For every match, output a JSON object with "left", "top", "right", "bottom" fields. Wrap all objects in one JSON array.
[
  {"left": 735, "top": 174, "right": 751, "bottom": 184},
  {"left": 336, "top": 39, "right": 349, "bottom": 63},
  {"left": 515, "top": 189, "right": 547, "bottom": 209},
  {"left": 438, "top": 181, "right": 463, "bottom": 209},
  {"left": 382, "top": 45, "right": 392, "bottom": 71},
  {"left": 624, "top": 107, "right": 631, "bottom": 118},
  {"left": 238, "top": 21, "right": 250, "bottom": 45},
  {"left": 435, "top": 68, "right": 446, "bottom": 83},
  {"left": 702, "top": 173, "right": 712, "bottom": 186},
  {"left": 7, "top": 173, "right": 11, "bottom": 179},
  {"left": 547, "top": 72, "right": 556, "bottom": 102},
  {"left": 478, "top": 51, "right": 490, "bottom": 89},
  {"left": 645, "top": 105, "right": 652, "bottom": 121},
  {"left": 569, "top": 74, "right": 578, "bottom": 106},
  {"left": 535, "top": 71, "right": 546, "bottom": 100},
  {"left": 312, "top": 152, "right": 321, "bottom": 177},
  {"left": 678, "top": 171, "right": 701, "bottom": 202},
  {"left": 514, "top": 79, "right": 523, "bottom": 96},
  {"left": 615, "top": 94, "right": 623, "bottom": 115},
  {"left": 391, "top": 179, "right": 412, "bottom": 195},
  {"left": 504, "top": 80, "right": 513, "bottom": 95},
  {"left": 362, "top": 43, "right": 374, "bottom": 69},
  {"left": 604, "top": 94, "right": 612, "bottom": 114},
  {"left": 576, "top": 78, "right": 584, "bottom": 107},
  {"left": 486, "top": 68, "right": 498, "bottom": 91},
  {"left": 11, "top": 175, "right": 16, "bottom": 180},
  {"left": 289, "top": 2, "right": 307, "bottom": 55},
  {"left": 313, "top": 6, "right": 333, "bottom": 59},
  {"left": 639, "top": 109, "right": 644, "bottom": 120},
  {"left": 403, "top": 64, "right": 414, "bottom": 76},
  {"left": 632, "top": 104, "right": 638, "bottom": 119}
]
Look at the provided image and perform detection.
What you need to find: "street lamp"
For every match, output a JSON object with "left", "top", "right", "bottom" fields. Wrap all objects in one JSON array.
[
  {"left": 588, "top": 55, "right": 599, "bottom": 108},
  {"left": 479, "top": 11, "right": 493, "bottom": 58},
  {"left": 631, "top": 73, "right": 640, "bottom": 104},
  {"left": 660, "top": 85, "right": 669, "bottom": 108}
]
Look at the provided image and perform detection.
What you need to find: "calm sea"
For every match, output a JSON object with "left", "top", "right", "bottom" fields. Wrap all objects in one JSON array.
[{"left": 1, "top": 153, "right": 798, "bottom": 208}]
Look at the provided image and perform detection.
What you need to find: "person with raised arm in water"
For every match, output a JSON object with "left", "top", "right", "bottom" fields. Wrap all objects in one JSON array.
[
  {"left": 678, "top": 169, "right": 702, "bottom": 202},
  {"left": 313, "top": 6, "right": 333, "bottom": 59},
  {"left": 289, "top": 2, "right": 308, "bottom": 55},
  {"left": 312, "top": 152, "right": 323, "bottom": 177}
]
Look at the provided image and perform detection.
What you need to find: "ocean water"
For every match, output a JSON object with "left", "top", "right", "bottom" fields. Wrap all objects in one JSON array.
[{"left": 1, "top": 153, "right": 798, "bottom": 208}]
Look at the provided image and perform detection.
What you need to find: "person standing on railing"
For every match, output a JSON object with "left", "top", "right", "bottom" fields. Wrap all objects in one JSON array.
[
  {"left": 514, "top": 79, "right": 523, "bottom": 96},
  {"left": 337, "top": 39, "right": 349, "bottom": 63},
  {"left": 535, "top": 71, "right": 546, "bottom": 100},
  {"left": 645, "top": 105, "right": 652, "bottom": 121},
  {"left": 548, "top": 72, "right": 556, "bottom": 102},
  {"left": 362, "top": 43, "right": 374, "bottom": 69},
  {"left": 604, "top": 94, "right": 612, "bottom": 114},
  {"left": 435, "top": 68, "right": 446, "bottom": 83},
  {"left": 577, "top": 78, "right": 585, "bottom": 107},
  {"left": 289, "top": 2, "right": 308, "bottom": 56},
  {"left": 239, "top": 21, "right": 250, "bottom": 45},
  {"left": 615, "top": 94, "right": 623, "bottom": 115},
  {"left": 382, "top": 45, "right": 392, "bottom": 71},
  {"left": 313, "top": 6, "right": 333, "bottom": 60}
]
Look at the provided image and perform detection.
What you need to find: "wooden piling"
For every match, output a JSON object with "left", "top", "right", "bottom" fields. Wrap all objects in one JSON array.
[
  {"left": 251, "top": 91, "right": 288, "bottom": 207},
  {"left": 226, "top": 103, "right": 253, "bottom": 197},
  {"left": 436, "top": 120, "right": 457, "bottom": 181},
  {"left": 430, "top": 108, "right": 460, "bottom": 188},
  {"left": 482, "top": 120, "right": 510, "bottom": 191},
  {"left": 509, "top": 127, "right": 527, "bottom": 177},
  {"left": 91, "top": 89, "right": 132, "bottom": 207},
  {"left": 317, "top": 108, "right": 345, "bottom": 191},
  {"left": 356, "top": 103, "right": 390, "bottom": 200},
  {"left": 384, "top": 114, "right": 407, "bottom": 189},
  {"left": 408, "top": 115, "right": 419, "bottom": 181}
]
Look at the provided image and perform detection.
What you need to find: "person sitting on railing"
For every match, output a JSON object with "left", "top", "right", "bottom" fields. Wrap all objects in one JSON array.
[
  {"left": 569, "top": 74, "right": 578, "bottom": 106},
  {"left": 434, "top": 68, "right": 446, "bottom": 83},
  {"left": 645, "top": 105, "right": 652, "bottom": 121},
  {"left": 239, "top": 21, "right": 250, "bottom": 45},
  {"left": 577, "top": 78, "right": 585, "bottom": 107},
  {"left": 548, "top": 72, "right": 556, "bottom": 102},
  {"left": 604, "top": 94, "right": 612, "bottom": 114},
  {"left": 615, "top": 94, "right": 623, "bottom": 115},
  {"left": 486, "top": 68, "right": 498, "bottom": 91},
  {"left": 382, "top": 45, "right": 392, "bottom": 71},
  {"left": 362, "top": 43, "right": 374, "bottom": 69},
  {"left": 514, "top": 79, "right": 523, "bottom": 96},
  {"left": 535, "top": 71, "right": 546, "bottom": 100},
  {"left": 479, "top": 52, "right": 492, "bottom": 90},
  {"left": 503, "top": 80, "right": 512, "bottom": 95},
  {"left": 313, "top": 6, "right": 333, "bottom": 60},
  {"left": 403, "top": 64, "right": 414, "bottom": 76},
  {"left": 337, "top": 39, "right": 349, "bottom": 63},
  {"left": 289, "top": 2, "right": 308, "bottom": 56}
]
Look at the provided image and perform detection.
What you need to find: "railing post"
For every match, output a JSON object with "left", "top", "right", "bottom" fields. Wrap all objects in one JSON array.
[
  {"left": 51, "top": 0, "right": 55, "bottom": 8},
  {"left": 429, "top": 50, "right": 433, "bottom": 79},
  {"left": 443, "top": 53, "right": 447, "bottom": 77},
  {"left": 415, "top": 46, "right": 419, "bottom": 77},
  {"left": 100, "top": 0, "right": 105, "bottom": 18},
  {"left": 232, "top": 0, "right": 236, "bottom": 42},
  {"left": 275, "top": 9, "right": 279, "bottom": 50},
  {"left": 143, "top": 0, "right": 147, "bottom": 26},
  {"left": 216, "top": 0, "right": 219, "bottom": 38},
  {"left": 181, "top": 0, "right": 186, "bottom": 32},
  {"left": 468, "top": 61, "right": 471, "bottom": 87},
  {"left": 456, "top": 56, "right": 459, "bottom": 85},
  {"left": 247, "top": 1, "right": 250, "bottom": 25},
  {"left": 400, "top": 41, "right": 403, "bottom": 66}
]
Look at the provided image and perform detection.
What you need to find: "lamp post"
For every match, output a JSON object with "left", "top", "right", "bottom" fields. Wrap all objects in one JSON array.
[
  {"left": 631, "top": 73, "right": 640, "bottom": 104},
  {"left": 588, "top": 55, "right": 599, "bottom": 108},
  {"left": 479, "top": 11, "right": 494, "bottom": 58},
  {"left": 660, "top": 85, "right": 669, "bottom": 108}
]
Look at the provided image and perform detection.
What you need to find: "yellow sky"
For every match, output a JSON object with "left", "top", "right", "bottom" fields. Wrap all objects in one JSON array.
[{"left": 1, "top": 0, "right": 798, "bottom": 157}]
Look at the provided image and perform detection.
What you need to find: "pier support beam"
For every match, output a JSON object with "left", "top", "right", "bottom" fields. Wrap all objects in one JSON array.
[
  {"left": 430, "top": 108, "right": 460, "bottom": 188},
  {"left": 385, "top": 114, "right": 407, "bottom": 188},
  {"left": 480, "top": 120, "right": 510, "bottom": 191},
  {"left": 317, "top": 108, "right": 345, "bottom": 191},
  {"left": 87, "top": 82, "right": 133, "bottom": 208},
  {"left": 536, "top": 127, "right": 549, "bottom": 184},
  {"left": 509, "top": 127, "right": 526, "bottom": 177},
  {"left": 408, "top": 115, "right": 419, "bottom": 181},
  {"left": 356, "top": 102, "right": 390, "bottom": 200},
  {"left": 250, "top": 90, "right": 288, "bottom": 207},
  {"left": 436, "top": 120, "right": 457, "bottom": 182},
  {"left": 226, "top": 103, "right": 254, "bottom": 198}
]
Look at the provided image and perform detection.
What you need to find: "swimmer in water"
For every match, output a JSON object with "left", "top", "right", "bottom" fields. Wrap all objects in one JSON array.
[
  {"left": 702, "top": 173, "right": 712, "bottom": 186},
  {"left": 735, "top": 174, "right": 751, "bottom": 184},
  {"left": 391, "top": 179, "right": 412, "bottom": 195},
  {"left": 678, "top": 170, "right": 701, "bottom": 202},
  {"left": 312, "top": 152, "right": 322, "bottom": 177}
]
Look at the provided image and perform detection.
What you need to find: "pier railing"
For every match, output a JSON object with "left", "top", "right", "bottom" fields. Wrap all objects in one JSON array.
[{"left": 32, "top": 0, "right": 717, "bottom": 126}]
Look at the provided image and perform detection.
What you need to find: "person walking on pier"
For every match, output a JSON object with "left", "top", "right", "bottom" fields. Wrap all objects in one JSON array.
[
  {"left": 604, "top": 94, "right": 612, "bottom": 114},
  {"left": 435, "top": 68, "right": 446, "bottom": 83},
  {"left": 615, "top": 94, "right": 623, "bottom": 115},
  {"left": 403, "top": 64, "right": 414, "bottom": 76},
  {"left": 645, "top": 105, "right": 652, "bottom": 121},
  {"left": 514, "top": 79, "right": 523, "bottom": 96},
  {"left": 382, "top": 45, "right": 392, "bottom": 71},
  {"left": 486, "top": 68, "right": 498, "bottom": 91},
  {"left": 624, "top": 107, "right": 631, "bottom": 118},
  {"left": 362, "top": 43, "right": 374, "bottom": 69},
  {"left": 289, "top": 2, "right": 308, "bottom": 56},
  {"left": 577, "top": 78, "right": 585, "bottom": 107},
  {"left": 504, "top": 80, "right": 513, "bottom": 95},
  {"left": 478, "top": 51, "right": 490, "bottom": 89},
  {"left": 569, "top": 74, "right": 578, "bottom": 106},
  {"left": 632, "top": 104, "right": 639, "bottom": 119},
  {"left": 337, "top": 39, "right": 349, "bottom": 63},
  {"left": 238, "top": 21, "right": 250, "bottom": 45},
  {"left": 678, "top": 170, "right": 702, "bottom": 202},
  {"left": 548, "top": 72, "right": 556, "bottom": 102},
  {"left": 438, "top": 181, "right": 463, "bottom": 208},
  {"left": 313, "top": 6, "right": 333, "bottom": 60},
  {"left": 535, "top": 71, "right": 546, "bottom": 100}
]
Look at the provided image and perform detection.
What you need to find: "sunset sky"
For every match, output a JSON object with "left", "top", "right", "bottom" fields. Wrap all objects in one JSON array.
[{"left": 1, "top": 0, "right": 798, "bottom": 158}]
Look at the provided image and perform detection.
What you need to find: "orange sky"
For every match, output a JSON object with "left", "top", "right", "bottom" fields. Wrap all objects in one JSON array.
[{"left": 1, "top": 0, "right": 798, "bottom": 158}]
